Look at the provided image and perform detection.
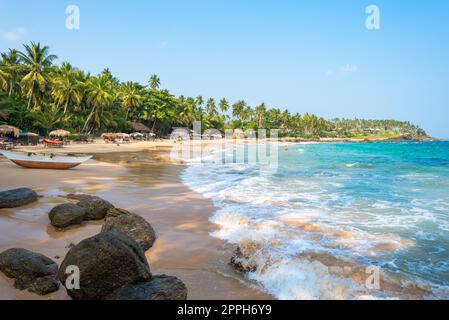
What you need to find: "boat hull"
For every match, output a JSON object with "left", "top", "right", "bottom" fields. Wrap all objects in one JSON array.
[
  {"left": 10, "top": 159, "right": 83, "bottom": 170},
  {"left": 0, "top": 150, "right": 92, "bottom": 170}
]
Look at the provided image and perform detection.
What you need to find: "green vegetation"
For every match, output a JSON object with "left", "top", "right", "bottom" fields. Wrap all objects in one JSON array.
[{"left": 0, "top": 42, "right": 427, "bottom": 138}]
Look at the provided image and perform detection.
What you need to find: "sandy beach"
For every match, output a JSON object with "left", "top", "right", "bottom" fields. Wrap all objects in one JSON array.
[{"left": 0, "top": 142, "right": 272, "bottom": 300}]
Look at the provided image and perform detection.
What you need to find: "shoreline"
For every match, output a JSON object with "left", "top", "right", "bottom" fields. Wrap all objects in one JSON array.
[
  {"left": 0, "top": 146, "right": 272, "bottom": 300},
  {"left": 6, "top": 134, "right": 441, "bottom": 157}
]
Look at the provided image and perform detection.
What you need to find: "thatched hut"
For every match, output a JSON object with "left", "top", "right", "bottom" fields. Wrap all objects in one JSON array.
[
  {"left": 101, "top": 133, "right": 129, "bottom": 142},
  {"left": 233, "top": 128, "right": 245, "bottom": 139},
  {"left": 49, "top": 129, "right": 71, "bottom": 138},
  {"left": 0, "top": 125, "right": 21, "bottom": 138},
  {"left": 132, "top": 122, "right": 151, "bottom": 133}
]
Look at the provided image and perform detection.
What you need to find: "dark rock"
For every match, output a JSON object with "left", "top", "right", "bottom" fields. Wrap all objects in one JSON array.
[
  {"left": 77, "top": 196, "right": 114, "bottom": 220},
  {"left": 0, "top": 248, "right": 59, "bottom": 295},
  {"left": 0, "top": 188, "right": 38, "bottom": 208},
  {"left": 58, "top": 231, "right": 151, "bottom": 300},
  {"left": 29, "top": 275, "right": 60, "bottom": 295},
  {"left": 105, "top": 208, "right": 130, "bottom": 219},
  {"left": 230, "top": 242, "right": 261, "bottom": 273},
  {"left": 65, "top": 193, "right": 93, "bottom": 201},
  {"left": 48, "top": 203, "right": 86, "bottom": 228},
  {"left": 107, "top": 275, "right": 187, "bottom": 300},
  {"left": 102, "top": 209, "right": 156, "bottom": 251}
]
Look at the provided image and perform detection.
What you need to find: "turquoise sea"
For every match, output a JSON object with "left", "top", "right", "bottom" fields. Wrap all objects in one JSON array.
[{"left": 181, "top": 141, "right": 449, "bottom": 299}]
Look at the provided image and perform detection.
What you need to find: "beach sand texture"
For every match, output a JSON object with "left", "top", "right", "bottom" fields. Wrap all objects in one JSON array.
[{"left": 0, "top": 144, "right": 271, "bottom": 300}]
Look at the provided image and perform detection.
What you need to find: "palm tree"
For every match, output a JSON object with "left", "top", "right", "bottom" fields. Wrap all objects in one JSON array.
[
  {"left": 195, "top": 95, "right": 204, "bottom": 125},
  {"left": 240, "top": 106, "right": 254, "bottom": 122},
  {"left": 206, "top": 98, "right": 217, "bottom": 117},
  {"left": 232, "top": 100, "right": 246, "bottom": 121},
  {"left": 0, "top": 93, "right": 15, "bottom": 123},
  {"left": 51, "top": 62, "right": 83, "bottom": 115},
  {"left": 1, "top": 49, "right": 21, "bottom": 96},
  {"left": 83, "top": 75, "right": 114, "bottom": 132},
  {"left": 149, "top": 74, "right": 160, "bottom": 90},
  {"left": 26, "top": 103, "right": 64, "bottom": 135},
  {"left": 178, "top": 97, "right": 196, "bottom": 126},
  {"left": 18, "top": 42, "right": 57, "bottom": 110},
  {"left": 0, "top": 68, "right": 8, "bottom": 92},
  {"left": 119, "top": 81, "right": 142, "bottom": 120},
  {"left": 219, "top": 98, "right": 229, "bottom": 113},
  {"left": 255, "top": 103, "right": 267, "bottom": 128}
]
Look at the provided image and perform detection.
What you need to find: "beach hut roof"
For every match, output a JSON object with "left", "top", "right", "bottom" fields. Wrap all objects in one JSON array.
[
  {"left": 49, "top": 129, "right": 71, "bottom": 137},
  {"left": 132, "top": 122, "right": 151, "bottom": 132},
  {"left": 116, "top": 133, "right": 130, "bottom": 138},
  {"left": 0, "top": 125, "right": 22, "bottom": 138}
]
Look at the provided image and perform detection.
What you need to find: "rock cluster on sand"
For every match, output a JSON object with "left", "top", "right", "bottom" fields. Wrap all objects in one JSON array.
[
  {"left": 102, "top": 208, "right": 156, "bottom": 251},
  {"left": 0, "top": 188, "right": 38, "bottom": 208},
  {"left": 0, "top": 248, "right": 59, "bottom": 295},
  {"left": 77, "top": 195, "right": 114, "bottom": 220},
  {"left": 48, "top": 194, "right": 115, "bottom": 229},
  {"left": 59, "top": 231, "right": 187, "bottom": 300},
  {"left": 1, "top": 191, "right": 186, "bottom": 299},
  {"left": 59, "top": 231, "right": 152, "bottom": 300},
  {"left": 49, "top": 203, "right": 86, "bottom": 228}
]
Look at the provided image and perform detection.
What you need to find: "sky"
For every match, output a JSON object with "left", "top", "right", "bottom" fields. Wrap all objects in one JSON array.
[{"left": 1, "top": 0, "right": 448, "bottom": 137}]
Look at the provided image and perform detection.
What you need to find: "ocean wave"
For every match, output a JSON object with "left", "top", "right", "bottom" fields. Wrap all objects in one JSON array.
[{"left": 180, "top": 142, "right": 449, "bottom": 299}]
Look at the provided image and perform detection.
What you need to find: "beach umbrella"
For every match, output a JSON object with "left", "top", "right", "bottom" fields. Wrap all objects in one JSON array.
[
  {"left": 49, "top": 129, "right": 71, "bottom": 138},
  {"left": 20, "top": 132, "right": 39, "bottom": 137},
  {"left": 0, "top": 125, "right": 22, "bottom": 138}
]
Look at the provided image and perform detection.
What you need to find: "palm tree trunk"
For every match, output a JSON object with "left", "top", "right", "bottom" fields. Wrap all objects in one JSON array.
[
  {"left": 26, "top": 82, "right": 35, "bottom": 110},
  {"left": 63, "top": 100, "right": 69, "bottom": 115},
  {"left": 82, "top": 106, "right": 96, "bottom": 133},
  {"left": 8, "top": 80, "right": 13, "bottom": 96},
  {"left": 151, "top": 119, "right": 157, "bottom": 133}
]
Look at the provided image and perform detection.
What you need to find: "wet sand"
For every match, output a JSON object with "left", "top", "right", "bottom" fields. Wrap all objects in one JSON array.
[{"left": 0, "top": 150, "right": 272, "bottom": 300}]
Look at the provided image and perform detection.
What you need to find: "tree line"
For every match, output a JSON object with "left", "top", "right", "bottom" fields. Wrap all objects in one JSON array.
[{"left": 0, "top": 42, "right": 427, "bottom": 138}]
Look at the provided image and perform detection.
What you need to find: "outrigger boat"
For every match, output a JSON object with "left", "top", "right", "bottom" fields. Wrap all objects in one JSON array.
[{"left": 0, "top": 150, "right": 92, "bottom": 170}]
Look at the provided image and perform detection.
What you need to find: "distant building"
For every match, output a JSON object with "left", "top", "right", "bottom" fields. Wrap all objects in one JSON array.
[{"left": 132, "top": 122, "right": 151, "bottom": 133}]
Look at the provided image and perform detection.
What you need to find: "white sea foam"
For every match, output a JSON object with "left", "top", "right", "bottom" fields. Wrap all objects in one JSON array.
[{"left": 179, "top": 143, "right": 449, "bottom": 299}]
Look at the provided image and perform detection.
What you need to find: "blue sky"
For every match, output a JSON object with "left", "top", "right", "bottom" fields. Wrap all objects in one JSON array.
[{"left": 1, "top": 0, "right": 448, "bottom": 137}]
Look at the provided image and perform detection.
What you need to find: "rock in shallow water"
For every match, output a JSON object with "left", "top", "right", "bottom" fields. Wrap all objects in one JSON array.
[
  {"left": 49, "top": 203, "right": 86, "bottom": 228},
  {"left": 230, "top": 241, "right": 262, "bottom": 273},
  {"left": 106, "top": 275, "right": 187, "bottom": 300},
  {"left": 58, "top": 231, "right": 151, "bottom": 300},
  {"left": 77, "top": 196, "right": 114, "bottom": 220},
  {"left": 102, "top": 209, "right": 156, "bottom": 251},
  {"left": 0, "top": 248, "right": 59, "bottom": 295},
  {"left": 0, "top": 188, "right": 38, "bottom": 208}
]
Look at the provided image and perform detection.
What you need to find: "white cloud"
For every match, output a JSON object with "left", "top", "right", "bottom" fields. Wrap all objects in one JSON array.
[
  {"left": 0, "top": 27, "right": 27, "bottom": 41},
  {"left": 340, "top": 64, "right": 359, "bottom": 74}
]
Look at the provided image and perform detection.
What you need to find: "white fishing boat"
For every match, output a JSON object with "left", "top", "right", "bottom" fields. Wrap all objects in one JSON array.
[{"left": 0, "top": 150, "right": 92, "bottom": 170}]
